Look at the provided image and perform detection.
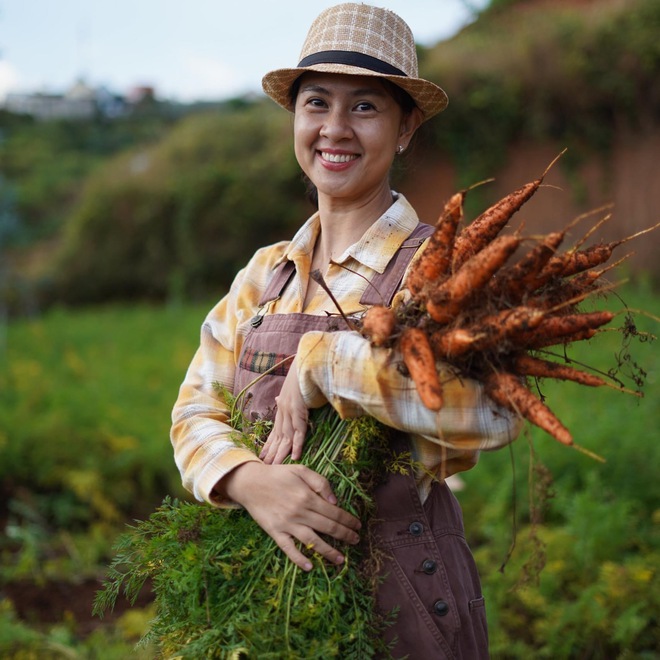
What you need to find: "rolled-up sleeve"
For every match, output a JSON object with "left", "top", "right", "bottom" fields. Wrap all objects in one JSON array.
[
  {"left": 296, "top": 329, "right": 523, "bottom": 462},
  {"left": 170, "top": 263, "right": 269, "bottom": 506}
]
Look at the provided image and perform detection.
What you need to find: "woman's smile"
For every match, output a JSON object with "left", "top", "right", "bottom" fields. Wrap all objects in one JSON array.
[
  {"left": 318, "top": 149, "right": 360, "bottom": 170},
  {"left": 319, "top": 150, "right": 359, "bottom": 165}
]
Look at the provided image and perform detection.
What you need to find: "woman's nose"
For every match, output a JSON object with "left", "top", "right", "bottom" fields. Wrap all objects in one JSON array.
[{"left": 320, "top": 108, "right": 353, "bottom": 141}]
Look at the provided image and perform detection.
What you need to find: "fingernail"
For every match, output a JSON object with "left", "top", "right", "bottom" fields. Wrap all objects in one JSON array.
[
  {"left": 303, "top": 562, "right": 313, "bottom": 572},
  {"left": 335, "top": 554, "right": 345, "bottom": 564},
  {"left": 327, "top": 494, "right": 337, "bottom": 505}
]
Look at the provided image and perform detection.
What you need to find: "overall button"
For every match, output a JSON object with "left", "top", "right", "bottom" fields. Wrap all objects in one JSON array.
[
  {"left": 433, "top": 600, "right": 450, "bottom": 616},
  {"left": 422, "top": 559, "right": 437, "bottom": 575},
  {"left": 408, "top": 521, "right": 424, "bottom": 536}
]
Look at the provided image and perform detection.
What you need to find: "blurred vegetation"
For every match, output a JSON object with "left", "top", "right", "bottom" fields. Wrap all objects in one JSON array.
[
  {"left": 0, "top": 107, "right": 178, "bottom": 245},
  {"left": 460, "top": 280, "right": 660, "bottom": 658},
  {"left": 1, "top": 0, "right": 658, "bottom": 310},
  {"left": 0, "top": 282, "right": 657, "bottom": 657},
  {"left": 423, "top": 0, "right": 660, "bottom": 186},
  {"left": 48, "top": 104, "right": 308, "bottom": 305},
  {"left": 0, "top": 303, "right": 204, "bottom": 583}
]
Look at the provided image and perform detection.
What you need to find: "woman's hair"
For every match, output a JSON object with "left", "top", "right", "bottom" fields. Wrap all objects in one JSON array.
[{"left": 289, "top": 76, "right": 418, "bottom": 209}]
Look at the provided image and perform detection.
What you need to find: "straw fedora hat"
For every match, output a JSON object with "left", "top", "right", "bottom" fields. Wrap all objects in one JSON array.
[{"left": 262, "top": 3, "right": 448, "bottom": 120}]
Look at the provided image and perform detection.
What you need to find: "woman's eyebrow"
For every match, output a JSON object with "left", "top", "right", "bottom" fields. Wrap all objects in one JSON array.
[{"left": 299, "top": 84, "right": 331, "bottom": 96}]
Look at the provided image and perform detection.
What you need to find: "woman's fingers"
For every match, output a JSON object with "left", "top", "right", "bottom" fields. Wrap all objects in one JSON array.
[
  {"left": 220, "top": 462, "right": 361, "bottom": 570},
  {"left": 272, "top": 407, "right": 308, "bottom": 463},
  {"left": 273, "top": 532, "right": 315, "bottom": 571},
  {"left": 260, "top": 357, "right": 308, "bottom": 464},
  {"left": 289, "top": 418, "right": 307, "bottom": 461},
  {"left": 273, "top": 527, "right": 347, "bottom": 572},
  {"left": 260, "top": 407, "right": 307, "bottom": 464},
  {"left": 259, "top": 425, "right": 287, "bottom": 463}
]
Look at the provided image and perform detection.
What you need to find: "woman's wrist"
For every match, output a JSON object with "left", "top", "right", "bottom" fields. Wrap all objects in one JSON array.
[{"left": 213, "top": 461, "right": 265, "bottom": 505}]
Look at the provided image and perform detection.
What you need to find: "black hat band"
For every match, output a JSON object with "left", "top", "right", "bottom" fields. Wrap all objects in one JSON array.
[{"left": 297, "top": 50, "right": 408, "bottom": 77}]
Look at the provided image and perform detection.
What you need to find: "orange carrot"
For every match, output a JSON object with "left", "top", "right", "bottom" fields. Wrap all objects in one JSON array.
[
  {"left": 431, "top": 309, "right": 611, "bottom": 359},
  {"left": 542, "top": 222, "right": 660, "bottom": 280},
  {"left": 485, "top": 371, "right": 573, "bottom": 445},
  {"left": 521, "top": 328, "right": 598, "bottom": 350},
  {"left": 361, "top": 305, "right": 396, "bottom": 347},
  {"left": 427, "top": 234, "right": 520, "bottom": 324},
  {"left": 510, "top": 354, "right": 607, "bottom": 387},
  {"left": 429, "top": 326, "right": 482, "bottom": 359},
  {"left": 399, "top": 327, "right": 444, "bottom": 410},
  {"left": 429, "top": 305, "right": 546, "bottom": 358},
  {"left": 406, "top": 191, "right": 465, "bottom": 296},
  {"left": 513, "top": 311, "right": 614, "bottom": 348},
  {"left": 546, "top": 242, "right": 617, "bottom": 279},
  {"left": 452, "top": 151, "right": 565, "bottom": 270},
  {"left": 489, "top": 231, "right": 564, "bottom": 302},
  {"left": 526, "top": 271, "right": 601, "bottom": 309},
  {"left": 451, "top": 183, "right": 536, "bottom": 269}
]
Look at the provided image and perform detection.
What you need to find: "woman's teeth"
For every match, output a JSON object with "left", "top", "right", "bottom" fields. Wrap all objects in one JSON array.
[{"left": 321, "top": 152, "right": 358, "bottom": 163}]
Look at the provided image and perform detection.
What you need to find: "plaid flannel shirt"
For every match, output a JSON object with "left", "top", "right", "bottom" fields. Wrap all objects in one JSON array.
[{"left": 171, "top": 194, "right": 521, "bottom": 505}]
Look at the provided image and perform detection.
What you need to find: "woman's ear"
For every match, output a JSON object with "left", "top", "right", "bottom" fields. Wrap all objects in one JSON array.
[{"left": 398, "top": 107, "right": 425, "bottom": 149}]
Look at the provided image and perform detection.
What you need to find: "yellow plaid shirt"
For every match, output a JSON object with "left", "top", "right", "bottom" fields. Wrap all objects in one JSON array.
[{"left": 171, "top": 193, "right": 521, "bottom": 505}]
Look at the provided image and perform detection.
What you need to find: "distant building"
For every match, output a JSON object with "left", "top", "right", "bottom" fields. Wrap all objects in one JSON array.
[{"left": 3, "top": 79, "right": 132, "bottom": 121}]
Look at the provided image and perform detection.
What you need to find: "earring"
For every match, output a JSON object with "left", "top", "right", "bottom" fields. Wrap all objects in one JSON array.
[{"left": 396, "top": 145, "right": 405, "bottom": 155}]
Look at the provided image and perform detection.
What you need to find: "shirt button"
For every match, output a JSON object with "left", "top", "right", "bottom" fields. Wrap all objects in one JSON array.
[
  {"left": 433, "top": 600, "right": 450, "bottom": 616},
  {"left": 408, "top": 522, "right": 424, "bottom": 536},
  {"left": 422, "top": 559, "right": 437, "bottom": 575}
]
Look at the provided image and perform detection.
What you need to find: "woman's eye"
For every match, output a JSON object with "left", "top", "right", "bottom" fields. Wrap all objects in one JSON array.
[
  {"left": 306, "top": 97, "right": 327, "bottom": 108},
  {"left": 355, "top": 102, "right": 375, "bottom": 112}
]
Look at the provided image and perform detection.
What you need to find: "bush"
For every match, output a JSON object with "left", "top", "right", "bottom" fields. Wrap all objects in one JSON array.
[{"left": 48, "top": 103, "right": 309, "bottom": 305}]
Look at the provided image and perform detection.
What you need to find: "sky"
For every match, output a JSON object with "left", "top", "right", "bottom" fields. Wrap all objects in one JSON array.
[{"left": 0, "top": 0, "right": 487, "bottom": 103}]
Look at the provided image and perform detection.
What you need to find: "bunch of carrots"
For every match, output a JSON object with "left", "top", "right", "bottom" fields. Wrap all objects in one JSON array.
[{"left": 361, "top": 152, "right": 656, "bottom": 451}]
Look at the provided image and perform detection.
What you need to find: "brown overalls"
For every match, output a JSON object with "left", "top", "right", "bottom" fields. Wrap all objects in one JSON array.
[{"left": 232, "top": 224, "right": 490, "bottom": 659}]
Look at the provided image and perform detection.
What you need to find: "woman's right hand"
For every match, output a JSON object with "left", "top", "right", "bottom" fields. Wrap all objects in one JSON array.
[{"left": 216, "top": 461, "right": 362, "bottom": 571}]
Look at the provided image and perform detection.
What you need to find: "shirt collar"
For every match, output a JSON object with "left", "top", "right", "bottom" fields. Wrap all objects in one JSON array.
[{"left": 281, "top": 193, "right": 420, "bottom": 274}]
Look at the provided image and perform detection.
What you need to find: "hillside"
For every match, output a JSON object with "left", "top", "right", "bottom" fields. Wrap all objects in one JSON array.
[{"left": 404, "top": 0, "right": 660, "bottom": 276}]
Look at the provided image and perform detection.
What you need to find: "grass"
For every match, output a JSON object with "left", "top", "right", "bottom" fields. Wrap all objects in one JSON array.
[{"left": 0, "top": 280, "right": 658, "bottom": 657}]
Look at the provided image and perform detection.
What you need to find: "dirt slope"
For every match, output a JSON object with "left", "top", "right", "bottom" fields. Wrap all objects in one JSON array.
[{"left": 401, "top": 131, "right": 660, "bottom": 279}]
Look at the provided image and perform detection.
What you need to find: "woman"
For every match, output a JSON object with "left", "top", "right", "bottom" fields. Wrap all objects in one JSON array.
[{"left": 171, "top": 4, "right": 521, "bottom": 657}]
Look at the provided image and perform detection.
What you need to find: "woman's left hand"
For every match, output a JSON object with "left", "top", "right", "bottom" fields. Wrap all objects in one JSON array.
[{"left": 260, "top": 357, "right": 309, "bottom": 464}]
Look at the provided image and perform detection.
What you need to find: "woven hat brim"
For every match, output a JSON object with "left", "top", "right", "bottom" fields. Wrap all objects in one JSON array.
[{"left": 262, "top": 64, "right": 448, "bottom": 120}]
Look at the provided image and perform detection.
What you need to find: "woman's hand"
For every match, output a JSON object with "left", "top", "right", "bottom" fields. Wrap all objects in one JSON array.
[
  {"left": 260, "top": 358, "right": 308, "bottom": 464},
  {"left": 218, "top": 461, "right": 361, "bottom": 571}
]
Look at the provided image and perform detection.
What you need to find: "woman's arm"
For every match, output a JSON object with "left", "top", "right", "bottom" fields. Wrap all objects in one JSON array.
[
  {"left": 295, "top": 329, "right": 523, "bottom": 451},
  {"left": 171, "top": 253, "right": 362, "bottom": 571}
]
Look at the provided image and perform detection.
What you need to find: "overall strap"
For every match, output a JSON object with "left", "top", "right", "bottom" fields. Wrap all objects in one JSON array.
[
  {"left": 257, "top": 261, "right": 296, "bottom": 307},
  {"left": 359, "top": 222, "right": 434, "bottom": 306}
]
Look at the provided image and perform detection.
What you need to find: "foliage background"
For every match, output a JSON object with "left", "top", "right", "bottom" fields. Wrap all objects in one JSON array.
[{"left": 1, "top": 0, "right": 659, "bottom": 657}]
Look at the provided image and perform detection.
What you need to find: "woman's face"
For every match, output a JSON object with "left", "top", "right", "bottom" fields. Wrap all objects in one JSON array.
[{"left": 293, "top": 72, "right": 422, "bottom": 207}]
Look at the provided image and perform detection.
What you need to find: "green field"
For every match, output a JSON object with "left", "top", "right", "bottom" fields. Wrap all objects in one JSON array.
[{"left": 1, "top": 281, "right": 658, "bottom": 658}]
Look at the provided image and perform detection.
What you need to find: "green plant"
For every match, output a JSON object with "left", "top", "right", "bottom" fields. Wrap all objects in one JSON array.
[{"left": 95, "top": 406, "right": 396, "bottom": 658}]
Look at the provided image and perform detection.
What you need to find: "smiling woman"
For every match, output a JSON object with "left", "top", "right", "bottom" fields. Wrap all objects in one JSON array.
[{"left": 169, "top": 3, "right": 521, "bottom": 658}]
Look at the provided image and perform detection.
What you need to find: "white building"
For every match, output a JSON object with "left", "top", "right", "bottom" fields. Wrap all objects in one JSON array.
[{"left": 3, "top": 79, "right": 127, "bottom": 120}]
